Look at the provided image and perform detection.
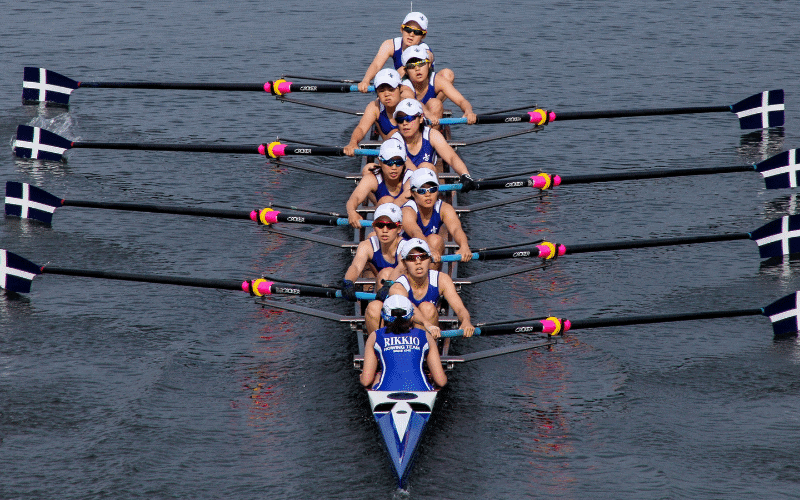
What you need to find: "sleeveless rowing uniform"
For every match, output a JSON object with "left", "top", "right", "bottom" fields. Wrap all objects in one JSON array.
[
  {"left": 368, "top": 235, "right": 400, "bottom": 272},
  {"left": 395, "top": 270, "right": 440, "bottom": 307},
  {"left": 402, "top": 199, "right": 443, "bottom": 238},
  {"left": 376, "top": 102, "right": 397, "bottom": 136},
  {"left": 372, "top": 326, "right": 433, "bottom": 391},
  {"left": 402, "top": 71, "right": 437, "bottom": 104},
  {"left": 403, "top": 127, "right": 439, "bottom": 167},
  {"left": 391, "top": 39, "right": 435, "bottom": 71},
  {"left": 374, "top": 169, "right": 412, "bottom": 201}
]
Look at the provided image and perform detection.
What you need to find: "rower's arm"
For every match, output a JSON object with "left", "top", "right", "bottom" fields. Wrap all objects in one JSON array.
[
  {"left": 344, "top": 102, "right": 380, "bottom": 155},
  {"left": 360, "top": 332, "right": 379, "bottom": 387},
  {"left": 430, "top": 129, "right": 470, "bottom": 176},
  {"left": 425, "top": 331, "right": 448, "bottom": 387},
  {"left": 359, "top": 39, "right": 395, "bottom": 92},
  {"left": 440, "top": 203, "right": 472, "bottom": 261},
  {"left": 344, "top": 241, "right": 373, "bottom": 281},
  {"left": 438, "top": 273, "right": 474, "bottom": 336},
  {"left": 346, "top": 174, "right": 379, "bottom": 227},
  {"left": 436, "top": 78, "right": 476, "bottom": 123}
]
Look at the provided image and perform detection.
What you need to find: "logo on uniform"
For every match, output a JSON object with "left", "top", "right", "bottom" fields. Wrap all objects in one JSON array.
[{"left": 423, "top": 153, "right": 430, "bottom": 162}]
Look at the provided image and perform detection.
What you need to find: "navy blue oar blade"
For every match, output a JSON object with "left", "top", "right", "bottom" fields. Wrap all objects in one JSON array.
[
  {"left": 731, "top": 89, "right": 784, "bottom": 129},
  {"left": 22, "top": 67, "right": 78, "bottom": 106},
  {"left": 5, "top": 181, "right": 62, "bottom": 225},
  {"left": 749, "top": 215, "right": 800, "bottom": 258},
  {"left": 763, "top": 292, "right": 800, "bottom": 336},
  {"left": 0, "top": 250, "right": 42, "bottom": 293},
  {"left": 756, "top": 149, "right": 799, "bottom": 189},
  {"left": 13, "top": 125, "right": 73, "bottom": 161}
]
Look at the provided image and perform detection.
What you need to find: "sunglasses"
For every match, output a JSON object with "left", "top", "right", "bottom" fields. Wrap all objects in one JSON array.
[
  {"left": 413, "top": 186, "right": 438, "bottom": 195},
  {"left": 405, "top": 59, "right": 429, "bottom": 69},
  {"left": 402, "top": 25, "right": 427, "bottom": 36},
  {"left": 373, "top": 221, "right": 401, "bottom": 229},
  {"left": 404, "top": 253, "right": 431, "bottom": 262},
  {"left": 395, "top": 114, "right": 420, "bottom": 123},
  {"left": 380, "top": 157, "right": 405, "bottom": 167}
]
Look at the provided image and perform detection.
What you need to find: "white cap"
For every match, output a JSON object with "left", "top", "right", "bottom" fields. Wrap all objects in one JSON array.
[
  {"left": 393, "top": 98, "right": 424, "bottom": 118},
  {"left": 402, "top": 12, "right": 428, "bottom": 31},
  {"left": 401, "top": 45, "right": 428, "bottom": 66},
  {"left": 400, "top": 237, "right": 431, "bottom": 258},
  {"left": 373, "top": 203, "right": 402, "bottom": 223},
  {"left": 379, "top": 138, "right": 407, "bottom": 161},
  {"left": 381, "top": 294, "right": 414, "bottom": 322},
  {"left": 374, "top": 68, "right": 401, "bottom": 89},
  {"left": 409, "top": 167, "right": 439, "bottom": 189}
]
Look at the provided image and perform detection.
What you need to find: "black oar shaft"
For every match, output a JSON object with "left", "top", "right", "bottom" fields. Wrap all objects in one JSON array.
[
  {"left": 71, "top": 142, "right": 260, "bottom": 154},
  {"left": 558, "top": 164, "right": 755, "bottom": 185},
  {"left": 555, "top": 105, "right": 731, "bottom": 121},
  {"left": 78, "top": 82, "right": 266, "bottom": 91},
  {"left": 42, "top": 266, "right": 243, "bottom": 290},
  {"left": 565, "top": 233, "right": 750, "bottom": 254},
  {"left": 63, "top": 200, "right": 253, "bottom": 219},
  {"left": 473, "top": 178, "right": 534, "bottom": 190},
  {"left": 568, "top": 308, "right": 764, "bottom": 330}
]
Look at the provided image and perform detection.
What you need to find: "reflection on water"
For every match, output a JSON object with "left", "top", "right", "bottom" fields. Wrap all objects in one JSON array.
[{"left": 738, "top": 127, "right": 786, "bottom": 162}]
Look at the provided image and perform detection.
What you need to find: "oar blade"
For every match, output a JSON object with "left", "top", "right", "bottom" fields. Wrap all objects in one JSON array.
[
  {"left": 749, "top": 215, "right": 800, "bottom": 258},
  {"left": 755, "top": 149, "right": 799, "bottom": 189},
  {"left": 5, "top": 182, "right": 61, "bottom": 225},
  {"left": 22, "top": 67, "right": 78, "bottom": 106},
  {"left": 13, "top": 126, "right": 72, "bottom": 161},
  {"left": 0, "top": 249, "right": 42, "bottom": 293},
  {"left": 763, "top": 291, "right": 800, "bottom": 336},
  {"left": 731, "top": 89, "right": 784, "bottom": 129}
]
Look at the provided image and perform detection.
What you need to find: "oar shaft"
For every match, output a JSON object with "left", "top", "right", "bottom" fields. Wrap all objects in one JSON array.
[
  {"left": 564, "top": 233, "right": 751, "bottom": 254},
  {"left": 63, "top": 199, "right": 253, "bottom": 219},
  {"left": 71, "top": 141, "right": 260, "bottom": 154},
  {"left": 78, "top": 82, "right": 266, "bottom": 91},
  {"left": 568, "top": 308, "right": 764, "bottom": 330},
  {"left": 42, "top": 266, "right": 244, "bottom": 290},
  {"left": 553, "top": 105, "right": 730, "bottom": 121},
  {"left": 558, "top": 164, "right": 756, "bottom": 185}
]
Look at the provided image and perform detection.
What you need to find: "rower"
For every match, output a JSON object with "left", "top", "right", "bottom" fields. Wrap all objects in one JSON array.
[
  {"left": 344, "top": 69, "right": 404, "bottom": 157},
  {"left": 342, "top": 203, "right": 405, "bottom": 302},
  {"left": 393, "top": 98, "right": 476, "bottom": 191},
  {"left": 357, "top": 12, "right": 455, "bottom": 93},
  {"left": 363, "top": 238, "right": 474, "bottom": 337},
  {"left": 399, "top": 45, "right": 477, "bottom": 127},
  {"left": 360, "top": 294, "right": 448, "bottom": 391},
  {"left": 402, "top": 168, "right": 472, "bottom": 266},
  {"left": 346, "top": 139, "right": 414, "bottom": 227}
]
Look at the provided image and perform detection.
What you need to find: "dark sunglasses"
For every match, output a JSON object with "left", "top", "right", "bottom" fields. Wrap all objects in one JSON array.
[
  {"left": 402, "top": 25, "right": 427, "bottom": 36},
  {"left": 413, "top": 186, "right": 438, "bottom": 195},
  {"left": 380, "top": 157, "right": 405, "bottom": 167},
  {"left": 404, "top": 253, "right": 431, "bottom": 262},
  {"left": 373, "top": 221, "right": 401, "bottom": 229},
  {"left": 395, "top": 114, "right": 420, "bottom": 123}
]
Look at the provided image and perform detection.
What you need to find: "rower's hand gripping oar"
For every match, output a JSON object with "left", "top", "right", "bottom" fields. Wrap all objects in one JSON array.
[
  {"left": 0, "top": 249, "right": 376, "bottom": 301},
  {"left": 438, "top": 215, "right": 800, "bottom": 262},
  {"left": 440, "top": 291, "right": 800, "bottom": 338},
  {"left": 4, "top": 182, "right": 374, "bottom": 228},
  {"left": 21, "top": 67, "right": 374, "bottom": 107},
  {"left": 438, "top": 148, "right": 800, "bottom": 193},
  {"left": 439, "top": 90, "right": 784, "bottom": 130},
  {"left": 11, "top": 126, "right": 379, "bottom": 161}
]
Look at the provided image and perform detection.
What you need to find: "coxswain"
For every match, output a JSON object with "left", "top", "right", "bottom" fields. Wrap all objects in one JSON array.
[
  {"left": 399, "top": 45, "right": 477, "bottom": 127},
  {"left": 393, "top": 98, "right": 476, "bottom": 190},
  {"left": 402, "top": 168, "right": 472, "bottom": 266},
  {"left": 357, "top": 12, "right": 455, "bottom": 93},
  {"left": 363, "top": 238, "right": 474, "bottom": 337},
  {"left": 342, "top": 203, "right": 405, "bottom": 303},
  {"left": 344, "top": 69, "right": 404, "bottom": 157},
  {"left": 360, "top": 294, "right": 448, "bottom": 391},
  {"left": 346, "top": 139, "right": 413, "bottom": 227}
]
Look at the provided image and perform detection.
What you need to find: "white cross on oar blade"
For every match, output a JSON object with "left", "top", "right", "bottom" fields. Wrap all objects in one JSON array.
[
  {"left": 22, "top": 68, "right": 75, "bottom": 102},
  {"left": 735, "top": 90, "right": 784, "bottom": 127}
]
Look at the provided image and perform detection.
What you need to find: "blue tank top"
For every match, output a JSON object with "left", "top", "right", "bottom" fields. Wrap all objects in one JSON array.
[
  {"left": 404, "top": 127, "right": 439, "bottom": 167},
  {"left": 374, "top": 169, "right": 412, "bottom": 200},
  {"left": 368, "top": 235, "right": 400, "bottom": 272},
  {"left": 372, "top": 326, "right": 433, "bottom": 391},
  {"left": 402, "top": 71, "right": 437, "bottom": 104},
  {"left": 402, "top": 199, "right": 443, "bottom": 238},
  {"left": 376, "top": 102, "right": 397, "bottom": 136},
  {"left": 396, "top": 270, "right": 440, "bottom": 307}
]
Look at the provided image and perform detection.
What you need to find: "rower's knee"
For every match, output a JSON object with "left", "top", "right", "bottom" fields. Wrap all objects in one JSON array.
[
  {"left": 425, "top": 98, "right": 443, "bottom": 121},
  {"left": 365, "top": 299, "right": 384, "bottom": 333},
  {"left": 418, "top": 301, "right": 440, "bottom": 325},
  {"left": 427, "top": 234, "right": 445, "bottom": 254}
]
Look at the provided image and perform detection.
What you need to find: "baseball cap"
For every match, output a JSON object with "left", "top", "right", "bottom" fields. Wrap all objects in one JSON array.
[
  {"left": 402, "top": 12, "right": 428, "bottom": 31},
  {"left": 400, "top": 237, "right": 431, "bottom": 258},
  {"left": 373, "top": 203, "right": 402, "bottom": 223},
  {"left": 409, "top": 167, "right": 439, "bottom": 189},
  {"left": 374, "top": 68, "right": 401, "bottom": 89},
  {"left": 393, "top": 98, "right": 424, "bottom": 118}
]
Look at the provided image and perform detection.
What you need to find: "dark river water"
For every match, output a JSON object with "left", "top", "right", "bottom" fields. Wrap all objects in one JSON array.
[{"left": 2, "top": 1, "right": 800, "bottom": 498}]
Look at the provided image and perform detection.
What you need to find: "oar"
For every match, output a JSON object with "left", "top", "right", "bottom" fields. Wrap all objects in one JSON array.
[
  {"left": 438, "top": 215, "right": 800, "bottom": 262},
  {"left": 438, "top": 90, "right": 784, "bottom": 130},
  {"left": 440, "top": 290, "right": 800, "bottom": 338},
  {"left": 12, "top": 126, "right": 379, "bottom": 161},
  {"left": 21, "top": 67, "right": 374, "bottom": 106},
  {"left": 0, "top": 249, "right": 377, "bottom": 300},
  {"left": 4, "top": 181, "right": 372, "bottom": 227},
  {"left": 438, "top": 149, "right": 800, "bottom": 193}
]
